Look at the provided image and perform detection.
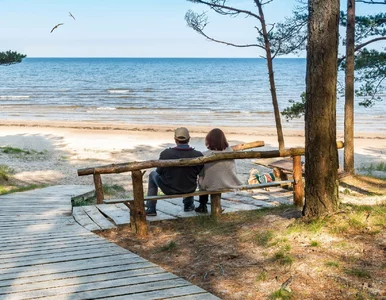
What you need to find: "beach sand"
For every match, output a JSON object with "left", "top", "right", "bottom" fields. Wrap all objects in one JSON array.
[{"left": 1, "top": 121, "right": 385, "bottom": 190}]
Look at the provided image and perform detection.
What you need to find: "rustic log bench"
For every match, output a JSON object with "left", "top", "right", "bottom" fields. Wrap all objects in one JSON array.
[
  {"left": 103, "top": 179, "right": 294, "bottom": 215},
  {"left": 77, "top": 140, "right": 346, "bottom": 237}
]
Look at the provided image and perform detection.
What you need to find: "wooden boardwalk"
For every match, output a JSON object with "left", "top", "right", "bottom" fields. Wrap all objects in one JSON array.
[
  {"left": 0, "top": 185, "right": 219, "bottom": 299},
  {"left": 73, "top": 188, "right": 293, "bottom": 231}
]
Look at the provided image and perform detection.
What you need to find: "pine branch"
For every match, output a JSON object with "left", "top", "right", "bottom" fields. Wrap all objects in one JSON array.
[
  {"left": 356, "top": 0, "right": 386, "bottom": 4},
  {"left": 338, "top": 36, "right": 386, "bottom": 63},
  {"left": 187, "top": 0, "right": 262, "bottom": 20}
]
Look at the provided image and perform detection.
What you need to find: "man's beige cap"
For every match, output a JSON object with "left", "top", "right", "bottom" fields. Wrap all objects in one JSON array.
[{"left": 174, "top": 127, "right": 190, "bottom": 141}]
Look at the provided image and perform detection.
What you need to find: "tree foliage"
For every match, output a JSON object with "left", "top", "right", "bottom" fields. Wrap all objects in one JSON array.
[
  {"left": 185, "top": 0, "right": 311, "bottom": 150},
  {"left": 0, "top": 50, "right": 26, "bottom": 66},
  {"left": 282, "top": 10, "right": 386, "bottom": 120},
  {"left": 281, "top": 92, "right": 306, "bottom": 120},
  {"left": 352, "top": 49, "right": 386, "bottom": 107}
]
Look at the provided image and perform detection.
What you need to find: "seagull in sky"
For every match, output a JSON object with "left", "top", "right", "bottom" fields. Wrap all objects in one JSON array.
[
  {"left": 50, "top": 23, "right": 64, "bottom": 33},
  {"left": 69, "top": 12, "right": 76, "bottom": 20}
]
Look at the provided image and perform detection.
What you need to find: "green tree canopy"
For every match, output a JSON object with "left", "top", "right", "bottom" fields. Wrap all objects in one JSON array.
[
  {"left": 281, "top": 10, "right": 386, "bottom": 120},
  {"left": 0, "top": 50, "right": 27, "bottom": 66}
]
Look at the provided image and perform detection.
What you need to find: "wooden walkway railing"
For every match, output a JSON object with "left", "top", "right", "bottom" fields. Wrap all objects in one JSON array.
[{"left": 77, "top": 141, "right": 344, "bottom": 237}]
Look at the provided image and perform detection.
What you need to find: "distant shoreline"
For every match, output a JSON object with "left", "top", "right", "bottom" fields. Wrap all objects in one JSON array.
[
  {"left": 25, "top": 57, "right": 307, "bottom": 60},
  {"left": 0, "top": 120, "right": 384, "bottom": 140}
]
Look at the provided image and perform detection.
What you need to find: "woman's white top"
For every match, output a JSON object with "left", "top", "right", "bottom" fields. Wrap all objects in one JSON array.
[{"left": 198, "top": 147, "right": 242, "bottom": 191}]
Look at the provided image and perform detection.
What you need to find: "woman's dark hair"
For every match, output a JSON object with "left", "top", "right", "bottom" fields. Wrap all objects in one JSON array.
[{"left": 205, "top": 128, "right": 229, "bottom": 151}]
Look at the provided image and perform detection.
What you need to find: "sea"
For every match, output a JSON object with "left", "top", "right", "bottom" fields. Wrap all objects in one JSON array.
[{"left": 1, "top": 58, "right": 384, "bottom": 132}]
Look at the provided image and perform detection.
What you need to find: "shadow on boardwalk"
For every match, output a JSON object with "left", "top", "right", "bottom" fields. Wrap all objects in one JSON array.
[{"left": 0, "top": 186, "right": 219, "bottom": 299}]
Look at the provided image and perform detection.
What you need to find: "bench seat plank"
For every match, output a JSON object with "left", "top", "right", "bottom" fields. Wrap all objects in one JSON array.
[{"left": 103, "top": 181, "right": 293, "bottom": 205}]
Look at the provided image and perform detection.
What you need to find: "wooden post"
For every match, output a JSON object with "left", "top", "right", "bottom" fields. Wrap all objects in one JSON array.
[
  {"left": 93, "top": 173, "right": 104, "bottom": 204},
  {"left": 293, "top": 155, "right": 304, "bottom": 209},
  {"left": 131, "top": 170, "right": 148, "bottom": 238},
  {"left": 210, "top": 193, "right": 222, "bottom": 218}
]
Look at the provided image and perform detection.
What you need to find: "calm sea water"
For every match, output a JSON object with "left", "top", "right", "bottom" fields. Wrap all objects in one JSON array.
[{"left": 0, "top": 58, "right": 384, "bottom": 131}]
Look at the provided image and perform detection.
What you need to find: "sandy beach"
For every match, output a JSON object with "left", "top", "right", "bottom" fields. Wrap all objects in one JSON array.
[{"left": 1, "top": 120, "right": 385, "bottom": 190}]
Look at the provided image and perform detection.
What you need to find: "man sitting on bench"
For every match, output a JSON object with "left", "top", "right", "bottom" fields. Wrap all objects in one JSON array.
[{"left": 145, "top": 127, "right": 203, "bottom": 216}]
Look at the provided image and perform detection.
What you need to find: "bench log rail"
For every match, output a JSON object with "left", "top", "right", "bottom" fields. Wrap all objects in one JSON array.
[{"left": 77, "top": 141, "right": 344, "bottom": 237}]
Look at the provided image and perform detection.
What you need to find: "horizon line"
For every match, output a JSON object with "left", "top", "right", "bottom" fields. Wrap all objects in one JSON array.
[{"left": 26, "top": 56, "right": 306, "bottom": 59}]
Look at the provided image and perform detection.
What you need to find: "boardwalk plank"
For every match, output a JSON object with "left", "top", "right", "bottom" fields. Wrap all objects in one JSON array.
[
  {"left": 82, "top": 205, "right": 116, "bottom": 230},
  {"left": 96, "top": 204, "right": 130, "bottom": 225},
  {"left": 109, "top": 286, "right": 219, "bottom": 300},
  {"left": 0, "top": 232, "right": 97, "bottom": 246},
  {"left": 0, "top": 263, "right": 156, "bottom": 288},
  {"left": 0, "top": 186, "right": 216, "bottom": 299},
  {"left": 0, "top": 254, "right": 143, "bottom": 280},
  {"left": 0, "top": 267, "right": 167, "bottom": 294},
  {"left": 5, "top": 273, "right": 180, "bottom": 300},
  {"left": 168, "top": 293, "right": 220, "bottom": 300},
  {"left": 0, "top": 242, "right": 119, "bottom": 263},
  {"left": 0, "top": 247, "right": 129, "bottom": 269},
  {"left": 72, "top": 207, "right": 101, "bottom": 231},
  {"left": 0, "top": 240, "right": 112, "bottom": 258}
]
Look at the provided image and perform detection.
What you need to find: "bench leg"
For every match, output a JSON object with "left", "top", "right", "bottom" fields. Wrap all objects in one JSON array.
[
  {"left": 210, "top": 193, "right": 222, "bottom": 218},
  {"left": 131, "top": 170, "right": 148, "bottom": 238},
  {"left": 293, "top": 155, "right": 304, "bottom": 209},
  {"left": 93, "top": 173, "right": 104, "bottom": 205}
]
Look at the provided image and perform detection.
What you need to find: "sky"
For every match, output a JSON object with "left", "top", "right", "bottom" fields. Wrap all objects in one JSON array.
[{"left": 0, "top": 0, "right": 384, "bottom": 58}]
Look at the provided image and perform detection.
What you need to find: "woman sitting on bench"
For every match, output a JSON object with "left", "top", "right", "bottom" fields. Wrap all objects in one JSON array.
[{"left": 196, "top": 128, "right": 242, "bottom": 213}]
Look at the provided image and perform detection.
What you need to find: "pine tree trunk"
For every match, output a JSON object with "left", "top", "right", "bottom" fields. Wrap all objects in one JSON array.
[
  {"left": 256, "top": 2, "right": 285, "bottom": 150},
  {"left": 304, "top": 0, "right": 340, "bottom": 218},
  {"left": 344, "top": 0, "right": 356, "bottom": 175}
]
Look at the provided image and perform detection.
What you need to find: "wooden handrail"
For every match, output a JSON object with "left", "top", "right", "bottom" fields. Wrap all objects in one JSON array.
[
  {"left": 78, "top": 140, "right": 264, "bottom": 176},
  {"left": 77, "top": 141, "right": 344, "bottom": 176}
]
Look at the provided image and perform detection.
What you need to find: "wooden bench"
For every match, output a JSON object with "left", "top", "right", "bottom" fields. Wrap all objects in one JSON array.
[
  {"left": 254, "top": 157, "right": 305, "bottom": 180},
  {"left": 78, "top": 140, "right": 346, "bottom": 237},
  {"left": 103, "top": 179, "right": 294, "bottom": 216}
]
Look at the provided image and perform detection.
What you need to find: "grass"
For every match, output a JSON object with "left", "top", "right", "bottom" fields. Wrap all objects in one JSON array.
[
  {"left": 103, "top": 184, "right": 126, "bottom": 195},
  {"left": 72, "top": 184, "right": 128, "bottom": 207},
  {"left": 270, "top": 288, "right": 293, "bottom": 300},
  {"left": 256, "top": 271, "right": 267, "bottom": 281},
  {"left": 310, "top": 240, "right": 319, "bottom": 247},
  {"left": 159, "top": 241, "right": 177, "bottom": 252},
  {"left": 0, "top": 165, "right": 14, "bottom": 181},
  {"left": 273, "top": 245, "right": 294, "bottom": 266},
  {"left": 255, "top": 230, "right": 274, "bottom": 246},
  {"left": 325, "top": 261, "right": 339, "bottom": 268},
  {"left": 0, "top": 146, "right": 46, "bottom": 156},
  {"left": 72, "top": 197, "right": 95, "bottom": 207},
  {"left": 344, "top": 267, "right": 372, "bottom": 279},
  {"left": 0, "top": 184, "right": 49, "bottom": 195},
  {"left": 359, "top": 161, "right": 386, "bottom": 173},
  {"left": 286, "top": 217, "right": 327, "bottom": 235}
]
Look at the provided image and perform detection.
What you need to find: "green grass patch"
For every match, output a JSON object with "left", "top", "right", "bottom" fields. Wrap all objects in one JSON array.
[
  {"left": 0, "top": 146, "right": 46, "bottom": 156},
  {"left": 273, "top": 246, "right": 294, "bottom": 266},
  {"left": 0, "top": 165, "right": 14, "bottom": 181},
  {"left": 0, "top": 184, "right": 48, "bottom": 195},
  {"left": 310, "top": 240, "right": 319, "bottom": 247},
  {"left": 159, "top": 241, "right": 177, "bottom": 252},
  {"left": 348, "top": 217, "right": 366, "bottom": 230},
  {"left": 102, "top": 184, "right": 126, "bottom": 195},
  {"left": 270, "top": 288, "right": 293, "bottom": 299},
  {"left": 286, "top": 218, "right": 327, "bottom": 235},
  {"left": 344, "top": 267, "right": 371, "bottom": 279},
  {"left": 255, "top": 230, "right": 274, "bottom": 246},
  {"left": 72, "top": 198, "right": 95, "bottom": 207},
  {"left": 256, "top": 271, "right": 267, "bottom": 281},
  {"left": 329, "top": 224, "right": 349, "bottom": 234},
  {"left": 359, "top": 162, "right": 386, "bottom": 172},
  {"left": 325, "top": 261, "right": 339, "bottom": 268}
]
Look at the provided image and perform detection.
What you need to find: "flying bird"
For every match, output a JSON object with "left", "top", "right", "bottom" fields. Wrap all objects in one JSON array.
[
  {"left": 69, "top": 12, "right": 76, "bottom": 20},
  {"left": 50, "top": 23, "right": 64, "bottom": 33}
]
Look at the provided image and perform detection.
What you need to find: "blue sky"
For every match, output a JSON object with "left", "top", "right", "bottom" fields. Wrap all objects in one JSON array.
[{"left": 0, "top": 0, "right": 384, "bottom": 57}]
